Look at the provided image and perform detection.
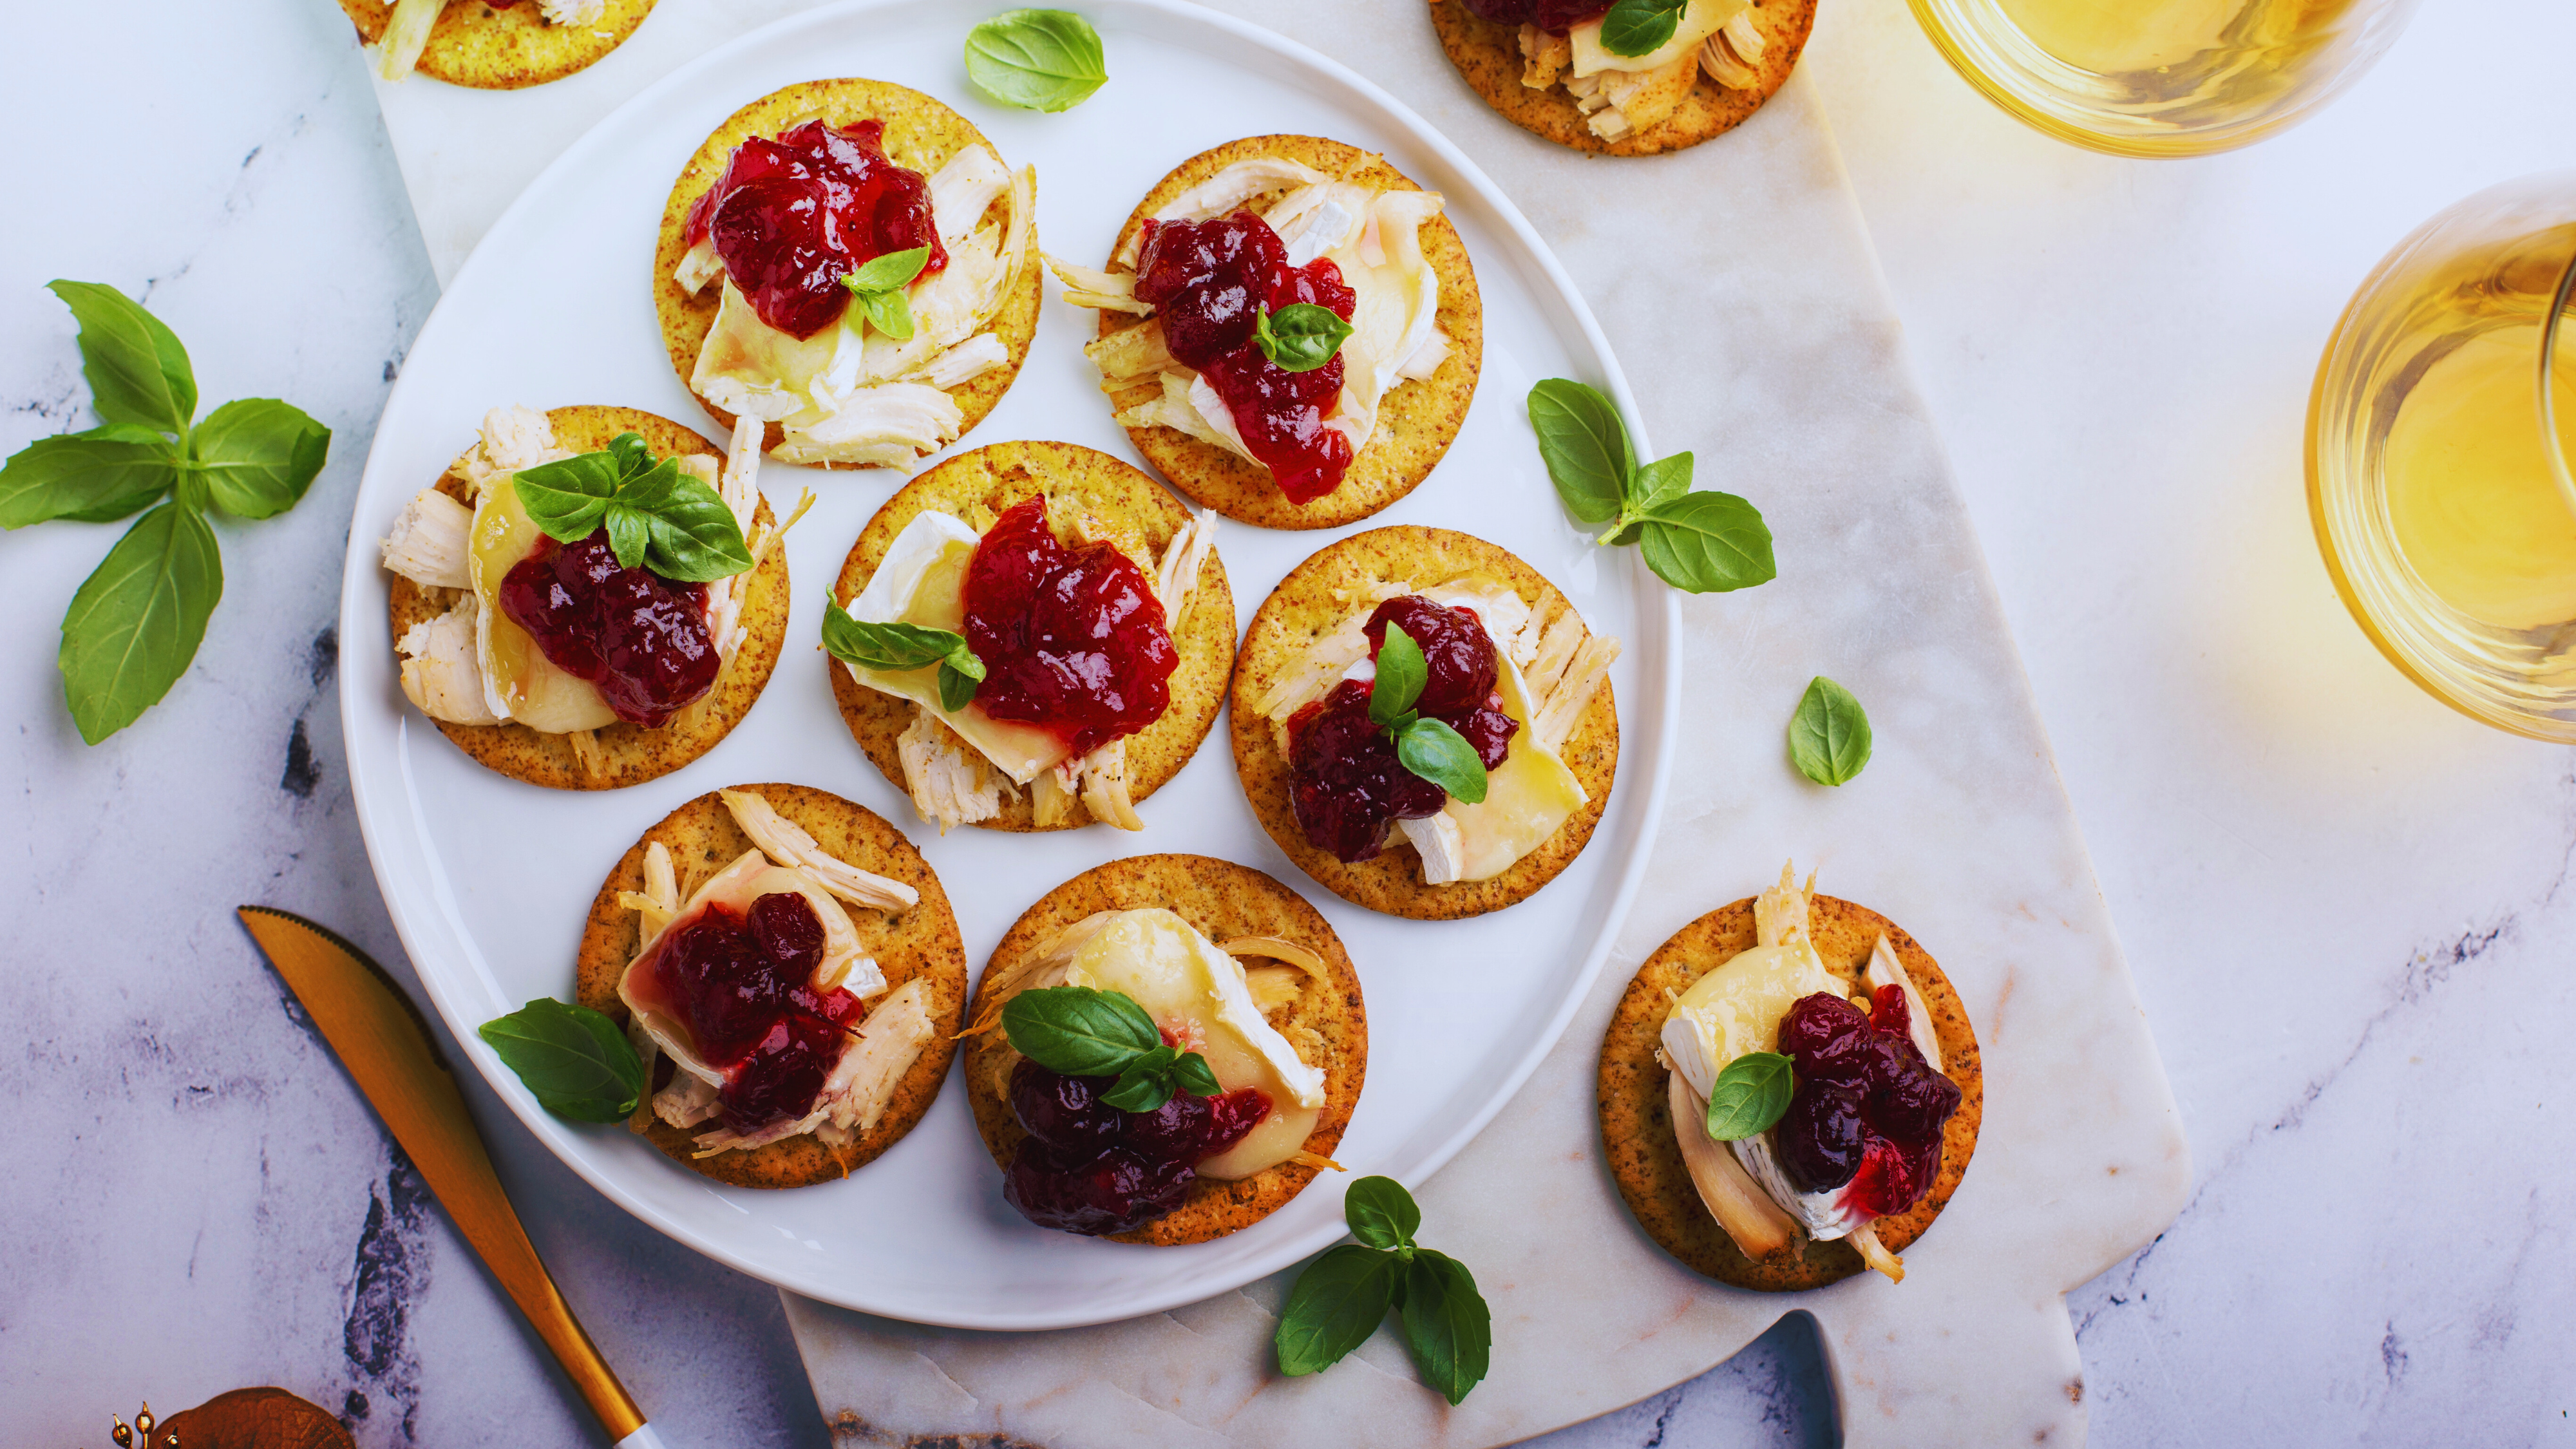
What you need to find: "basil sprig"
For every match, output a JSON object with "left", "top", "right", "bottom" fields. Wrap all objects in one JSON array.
[
  {"left": 1254, "top": 303, "right": 1353, "bottom": 373},
  {"left": 841, "top": 246, "right": 932, "bottom": 341},
  {"left": 965, "top": 8, "right": 1109, "bottom": 112},
  {"left": 1703, "top": 1050, "right": 1795, "bottom": 1140},
  {"left": 511, "top": 431, "right": 752, "bottom": 583},
  {"left": 1528, "top": 379, "right": 1775, "bottom": 594},
  {"left": 1788, "top": 675, "right": 1872, "bottom": 786},
  {"left": 1001, "top": 985, "right": 1221, "bottom": 1114},
  {"left": 1598, "top": 0, "right": 1691, "bottom": 57},
  {"left": 820, "top": 596, "right": 986, "bottom": 713},
  {"left": 0, "top": 281, "right": 330, "bottom": 743},
  {"left": 1367, "top": 624, "right": 1490, "bottom": 804},
  {"left": 1276, "top": 1176, "right": 1492, "bottom": 1405},
  {"left": 478, "top": 998, "right": 646, "bottom": 1122}
]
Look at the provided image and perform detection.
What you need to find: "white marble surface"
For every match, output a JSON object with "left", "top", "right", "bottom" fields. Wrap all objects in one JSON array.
[{"left": 6, "top": 5, "right": 2572, "bottom": 1449}]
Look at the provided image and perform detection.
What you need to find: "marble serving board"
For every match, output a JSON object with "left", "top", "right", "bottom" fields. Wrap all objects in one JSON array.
[{"left": 365, "top": 1, "right": 2190, "bottom": 1441}]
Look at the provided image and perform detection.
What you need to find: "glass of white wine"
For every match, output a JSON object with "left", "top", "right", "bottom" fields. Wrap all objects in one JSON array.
[
  {"left": 1908, "top": 0, "right": 2420, "bottom": 156},
  {"left": 2309, "top": 172, "right": 2576, "bottom": 741}
]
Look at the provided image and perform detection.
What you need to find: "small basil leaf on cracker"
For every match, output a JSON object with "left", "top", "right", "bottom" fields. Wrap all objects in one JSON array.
[
  {"left": 624, "top": 463, "right": 753, "bottom": 582},
  {"left": 1255, "top": 303, "right": 1352, "bottom": 372},
  {"left": 478, "top": 997, "right": 646, "bottom": 1122},
  {"left": 602, "top": 503, "right": 651, "bottom": 573},
  {"left": 1169, "top": 1050, "right": 1222, "bottom": 1099},
  {"left": 1101, "top": 1044, "right": 1182, "bottom": 1112},
  {"left": 512, "top": 450, "right": 620, "bottom": 540},
  {"left": 1395, "top": 717, "right": 1488, "bottom": 804},
  {"left": 965, "top": 9, "right": 1109, "bottom": 113},
  {"left": 1704, "top": 1050, "right": 1795, "bottom": 1140},
  {"left": 1599, "top": 0, "right": 1690, "bottom": 57},
  {"left": 822, "top": 601, "right": 986, "bottom": 712},
  {"left": 1787, "top": 676, "right": 1872, "bottom": 786},
  {"left": 844, "top": 247, "right": 931, "bottom": 340},
  {"left": 1003, "top": 984, "right": 1160, "bottom": 1077},
  {"left": 1368, "top": 623, "right": 1428, "bottom": 727}
]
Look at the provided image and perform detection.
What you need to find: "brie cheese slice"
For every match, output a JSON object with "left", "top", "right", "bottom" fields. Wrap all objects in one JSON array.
[{"left": 466, "top": 477, "right": 618, "bottom": 734}]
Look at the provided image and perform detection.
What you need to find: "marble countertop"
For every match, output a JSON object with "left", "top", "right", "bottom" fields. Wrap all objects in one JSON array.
[{"left": 3, "top": 1, "right": 2569, "bottom": 1446}]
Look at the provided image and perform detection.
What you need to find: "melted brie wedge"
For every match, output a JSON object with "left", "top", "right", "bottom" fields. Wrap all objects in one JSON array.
[
  {"left": 837, "top": 509, "right": 1072, "bottom": 785},
  {"left": 1055, "top": 909, "right": 1325, "bottom": 1181},
  {"left": 1405, "top": 584, "right": 1589, "bottom": 882}
]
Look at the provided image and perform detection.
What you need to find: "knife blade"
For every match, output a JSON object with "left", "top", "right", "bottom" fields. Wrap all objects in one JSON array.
[{"left": 237, "top": 906, "right": 667, "bottom": 1448}]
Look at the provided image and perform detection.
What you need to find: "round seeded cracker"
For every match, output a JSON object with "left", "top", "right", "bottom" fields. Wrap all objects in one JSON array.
[
  {"left": 336, "top": 0, "right": 656, "bottom": 90},
  {"left": 383, "top": 405, "right": 786, "bottom": 791},
  {"left": 652, "top": 79, "right": 1041, "bottom": 466},
  {"left": 962, "top": 855, "right": 1366, "bottom": 1246},
  {"left": 1428, "top": 0, "right": 1814, "bottom": 157},
  {"left": 828, "top": 440, "right": 1235, "bottom": 831},
  {"left": 1598, "top": 893, "right": 1984, "bottom": 1291},
  {"left": 574, "top": 783, "right": 967, "bottom": 1190},
  {"left": 1230, "top": 526, "right": 1617, "bottom": 919},
  {"left": 1098, "top": 135, "right": 1484, "bottom": 530}
]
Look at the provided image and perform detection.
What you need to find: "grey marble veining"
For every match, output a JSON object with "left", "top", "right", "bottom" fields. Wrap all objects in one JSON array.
[{"left": 10, "top": 0, "right": 2576, "bottom": 1446}]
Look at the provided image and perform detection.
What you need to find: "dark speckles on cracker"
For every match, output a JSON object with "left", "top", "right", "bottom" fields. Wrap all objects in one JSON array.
[
  {"left": 573, "top": 783, "right": 966, "bottom": 1190},
  {"left": 1597, "top": 895, "right": 1983, "bottom": 1291},
  {"left": 383, "top": 405, "right": 786, "bottom": 791},
  {"left": 1428, "top": 0, "right": 1814, "bottom": 156},
  {"left": 337, "top": 0, "right": 656, "bottom": 89}
]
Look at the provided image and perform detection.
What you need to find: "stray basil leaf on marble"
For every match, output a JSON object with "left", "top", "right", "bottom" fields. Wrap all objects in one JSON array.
[
  {"left": 191, "top": 398, "right": 331, "bottom": 520},
  {"left": 1636, "top": 488, "right": 1776, "bottom": 594},
  {"left": 1276, "top": 1177, "right": 1493, "bottom": 1403},
  {"left": 1527, "top": 378, "right": 1631, "bottom": 526},
  {"left": 57, "top": 500, "right": 224, "bottom": 746},
  {"left": 1788, "top": 676, "right": 1873, "bottom": 786},
  {"left": 1344, "top": 1175, "right": 1423, "bottom": 1251},
  {"left": 1528, "top": 379, "right": 1776, "bottom": 594},
  {"left": 965, "top": 9, "right": 1109, "bottom": 112},
  {"left": 0, "top": 426, "right": 176, "bottom": 529},
  {"left": 47, "top": 279, "right": 196, "bottom": 436},
  {"left": 1398, "top": 1249, "right": 1492, "bottom": 1405},
  {"left": 1277, "top": 1244, "right": 1403, "bottom": 1376},
  {"left": 478, "top": 998, "right": 646, "bottom": 1122}
]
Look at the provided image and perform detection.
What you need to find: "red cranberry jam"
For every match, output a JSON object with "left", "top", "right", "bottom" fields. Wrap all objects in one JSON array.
[
  {"left": 682, "top": 117, "right": 948, "bottom": 340},
  {"left": 1133, "top": 212, "right": 1360, "bottom": 504},
  {"left": 961, "top": 496, "right": 1179, "bottom": 757},
  {"left": 1285, "top": 596, "right": 1517, "bottom": 863},
  {"left": 1001, "top": 1059, "right": 1270, "bottom": 1236},
  {"left": 498, "top": 530, "right": 722, "bottom": 728},
  {"left": 1462, "top": 0, "right": 1611, "bottom": 32},
  {"left": 641, "top": 893, "right": 864, "bottom": 1133},
  {"left": 1772, "top": 988, "right": 1960, "bottom": 1218}
]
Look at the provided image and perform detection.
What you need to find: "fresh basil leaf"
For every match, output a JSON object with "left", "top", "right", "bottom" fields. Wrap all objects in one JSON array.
[
  {"left": 623, "top": 463, "right": 753, "bottom": 582},
  {"left": 190, "top": 398, "right": 330, "bottom": 520},
  {"left": 601, "top": 503, "right": 650, "bottom": 573},
  {"left": 1397, "top": 1249, "right": 1492, "bottom": 1405},
  {"left": 1703, "top": 1050, "right": 1795, "bottom": 1140},
  {"left": 47, "top": 280, "right": 195, "bottom": 436},
  {"left": 1598, "top": 0, "right": 1689, "bottom": 57},
  {"left": 1636, "top": 489, "right": 1776, "bottom": 593},
  {"left": 1344, "top": 1175, "right": 1421, "bottom": 1252},
  {"left": 860, "top": 286, "right": 917, "bottom": 342},
  {"left": 1170, "top": 1050, "right": 1221, "bottom": 1099},
  {"left": 848, "top": 245, "right": 933, "bottom": 295},
  {"left": 477, "top": 998, "right": 645, "bottom": 1122},
  {"left": 1276, "top": 1244, "right": 1401, "bottom": 1376},
  {"left": 965, "top": 8, "right": 1109, "bottom": 113},
  {"left": 1101, "top": 1044, "right": 1181, "bottom": 1113},
  {"left": 1396, "top": 717, "right": 1488, "bottom": 804},
  {"left": 1787, "top": 676, "right": 1872, "bottom": 787},
  {"left": 1527, "top": 379, "right": 1631, "bottom": 527},
  {"left": 0, "top": 427, "right": 176, "bottom": 529},
  {"left": 1254, "top": 303, "right": 1353, "bottom": 373},
  {"left": 934, "top": 659, "right": 979, "bottom": 712},
  {"left": 1002, "top": 984, "right": 1159, "bottom": 1077},
  {"left": 1631, "top": 450, "right": 1692, "bottom": 514},
  {"left": 1368, "top": 623, "right": 1428, "bottom": 728},
  {"left": 510, "top": 451, "right": 619, "bottom": 543},
  {"left": 607, "top": 430, "right": 651, "bottom": 482},
  {"left": 820, "top": 600, "right": 983, "bottom": 685},
  {"left": 57, "top": 500, "right": 222, "bottom": 744}
]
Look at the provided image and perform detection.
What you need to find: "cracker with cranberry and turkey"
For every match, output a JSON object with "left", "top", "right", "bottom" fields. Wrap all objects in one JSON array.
[
  {"left": 654, "top": 79, "right": 1041, "bottom": 472},
  {"left": 960, "top": 855, "right": 1365, "bottom": 1246},
  {"left": 383, "top": 404, "right": 788, "bottom": 791},
  {"left": 339, "top": 0, "right": 656, "bottom": 88},
  {"left": 827, "top": 440, "right": 1233, "bottom": 834},
  {"left": 1429, "top": 0, "right": 1812, "bottom": 156},
  {"left": 1598, "top": 886, "right": 1983, "bottom": 1291},
  {"left": 1050, "top": 135, "right": 1483, "bottom": 531},
  {"left": 574, "top": 784, "right": 967, "bottom": 1190},
  {"left": 1231, "top": 526, "right": 1618, "bottom": 920}
]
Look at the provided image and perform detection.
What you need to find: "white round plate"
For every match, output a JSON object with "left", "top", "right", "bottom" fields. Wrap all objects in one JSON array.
[{"left": 342, "top": 0, "right": 1676, "bottom": 1330}]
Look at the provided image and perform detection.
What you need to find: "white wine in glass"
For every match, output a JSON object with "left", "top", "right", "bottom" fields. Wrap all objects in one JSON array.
[{"left": 1909, "top": 0, "right": 2418, "bottom": 156}]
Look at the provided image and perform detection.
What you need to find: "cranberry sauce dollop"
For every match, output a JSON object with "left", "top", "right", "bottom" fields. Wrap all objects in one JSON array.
[
  {"left": 681, "top": 117, "right": 949, "bottom": 340},
  {"left": 960, "top": 495, "right": 1180, "bottom": 756},
  {"left": 1461, "top": 0, "right": 1613, "bottom": 32},
  {"left": 644, "top": 892, "right": 864, "bottom": 1133},
  {"left": 1133, "top": 212, "right": 1361, "bottom": 504},
  {"left": 1001, "top": 1058, "right": 1271, "bottom": 1236},
  {"left": 1284, "top": 595, "right": 1518, "bottom": 863},
  {"left": 1772, "top": 988, "right": 1961, "bottom": 1219},
  {"left": 498, "top": 530, "right": 722, "bottom": 728}
]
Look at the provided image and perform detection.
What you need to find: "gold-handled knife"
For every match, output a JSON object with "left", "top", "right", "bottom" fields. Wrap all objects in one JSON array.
[{"left": 238, "top": 907, "right": 668, "bottom": 1448}]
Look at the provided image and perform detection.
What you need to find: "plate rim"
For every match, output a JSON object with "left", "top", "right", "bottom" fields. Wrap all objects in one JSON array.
[{"left": 339, "top": 0, "right": 1680, "bottom": 1329}]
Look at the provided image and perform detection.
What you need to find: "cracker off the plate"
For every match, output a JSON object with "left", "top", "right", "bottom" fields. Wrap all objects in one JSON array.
[
  {"left": 336, "top": 0, "right": 658, "bottom": 89},
  {"left": 1428, "top": 0, "right": 1814, "bottom": 157}
]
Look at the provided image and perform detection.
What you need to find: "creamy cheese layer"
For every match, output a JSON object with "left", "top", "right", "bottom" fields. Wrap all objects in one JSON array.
[{"left": 466, "top": 476, "right": 619, "bottom": 734}]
